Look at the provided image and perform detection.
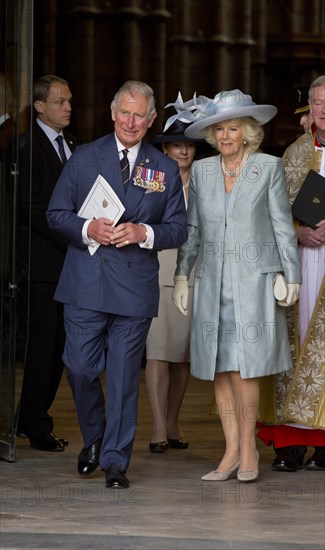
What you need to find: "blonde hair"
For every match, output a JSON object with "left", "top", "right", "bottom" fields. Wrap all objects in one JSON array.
[{"left": 202, "top": 117, "right": 264, "bottom": 154}]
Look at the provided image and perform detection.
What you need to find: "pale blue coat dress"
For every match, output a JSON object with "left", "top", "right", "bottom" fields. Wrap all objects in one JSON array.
[{"left": 175, "top": 152, "right": 302, "bottom": 380}]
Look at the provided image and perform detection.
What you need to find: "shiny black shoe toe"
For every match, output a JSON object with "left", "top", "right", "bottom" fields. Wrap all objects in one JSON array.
[
  {"left": 105, "top": 463, "right": 129, "bottom": 488},
  {"left": 29, "top": 432, "right": 65, "bottom": 452},
  {"left": 78, "top": 437, "right": 102, "bottom": 476},
  {"left": 305, "top": 453, "right": 325, "bottom": 471},
  {"left": 272, "top": 445, "right": 306, "bottom": 472},
  {"left": 52, "top": 434, "right": 69, "bottom": 447},
  {"left": 149, "top": 441, "right": 169, "bottom": 453},
  {"left": 272, "top": 456, "right": 298, "bottom": 472},
  {"left": 168, "top": 437, "right": 189, "bottom": 449}
]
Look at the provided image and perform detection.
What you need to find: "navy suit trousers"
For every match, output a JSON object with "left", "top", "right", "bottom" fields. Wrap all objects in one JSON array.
[{"left": 63, "top": 304, "right": 152, "bottom": 471}]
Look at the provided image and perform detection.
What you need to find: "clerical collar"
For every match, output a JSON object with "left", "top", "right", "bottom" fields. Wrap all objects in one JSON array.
[{"left": 315, "top": 134, "right": 325, "bottom": 148}]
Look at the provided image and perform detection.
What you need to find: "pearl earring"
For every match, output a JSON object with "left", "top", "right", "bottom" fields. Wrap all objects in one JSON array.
[{"left": 243, "top": 140, "right": 247, "bottom": 145}]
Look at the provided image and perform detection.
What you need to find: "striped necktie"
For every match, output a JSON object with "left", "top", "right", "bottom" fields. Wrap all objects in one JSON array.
[
  {"left": 120, "top": 149, "right": 130, "bottom": 185},
  {"left": 55, "top": 135, "right": 67, "bottom": 164}
]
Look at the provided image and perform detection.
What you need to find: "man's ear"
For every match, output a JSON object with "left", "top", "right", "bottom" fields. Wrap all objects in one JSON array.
[
  {"left": 147, "top": 111, "right": 157, "bottom": 129},
  {"left": 111, "top": 106, "right": 116, "bottom": 122},
  {"left": 34, "top": 100, "right": 44, "bottom": 114}
]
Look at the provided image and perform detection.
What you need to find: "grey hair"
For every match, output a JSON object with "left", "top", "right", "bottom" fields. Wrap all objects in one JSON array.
[
  {"left": 110, "top": 80, "right": 156, "bottom": 120},
  {"left": 309, "top": 75, "right": 325, "bottom": 102},
  {"left": 202, "top": 117, "right": 264, "bottom": 155},
  {"left": 33, "top": 75, "right": 69, "bottom": 102}
]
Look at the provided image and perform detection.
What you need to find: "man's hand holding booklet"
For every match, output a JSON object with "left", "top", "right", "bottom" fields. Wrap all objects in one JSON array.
[{"left": 78, "top": 175, "right": 125, "bottom": 254}]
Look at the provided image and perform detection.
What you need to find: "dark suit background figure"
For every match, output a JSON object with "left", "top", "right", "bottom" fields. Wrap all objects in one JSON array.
[
  {"left": 46, "top": 80, "right": 187, "bottom": 487},
  {"left": 17, "top": 75, "right": 78, "bottom": 452}
]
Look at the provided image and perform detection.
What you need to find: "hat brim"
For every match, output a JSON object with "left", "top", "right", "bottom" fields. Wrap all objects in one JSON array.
[
  {"left": 184, "top": 105, "right": 277, "bottom": 139},
  {"left": 294, "top": 105, "right": 310, "bottom": 114},
  {"left": 154, "top": 132, "right": 205, "bottom": 143}
]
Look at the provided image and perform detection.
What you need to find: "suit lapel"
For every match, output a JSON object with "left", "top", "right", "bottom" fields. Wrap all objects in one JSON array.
[
  {"left": 33, "top": 122, "right": 63, "bottom": 171},
  {"left": 63, "top": 130, "right": 77, "bottom": 154},
  {"left": 92, "top": 134, "right": 126, "bottom": 204},
  {"left": 206, "top": 156, "right": 225, "bottom": 221}
]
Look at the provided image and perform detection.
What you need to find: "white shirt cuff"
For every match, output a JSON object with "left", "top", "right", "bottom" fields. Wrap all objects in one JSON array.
[
  {"left": 82, "top": 219, "right": 92, "bottom": 244},
  {"left": 138, "top": 224, "right": 154, "bottom": 249}
]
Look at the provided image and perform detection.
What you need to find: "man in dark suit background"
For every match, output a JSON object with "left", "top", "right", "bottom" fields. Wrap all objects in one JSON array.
[
  {"left": 47, "top": 80, "right": 187, "bottom": 488},
  {"left": 17, "top": 75, "right": 78, "bottom": 451}
]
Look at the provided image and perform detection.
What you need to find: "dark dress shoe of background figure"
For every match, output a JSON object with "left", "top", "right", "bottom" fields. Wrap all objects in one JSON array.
[
  {"left": 17, "top": 426, "right": 69, "bottom": 448},
  {"left": 149, "top": 441, "right": 169, "bottom": 453},
  {"left": 168, "top": 437, "right": 189, "bottom": 449},
  {"left": 29, "top": 432, "right": 66, "bottom": 452},
  {"left": 272, "top": 445, "right": 307, "bottom": 472},
  {"left": 305, "top": 446, "right": 325, "bottom": 471},
  {"left": 57, "top": 436, "right": 69, "bottom": 447},
  {"left": 105, "top": 463, "right": 129, "bottom": 488},
  {"left": 78, "top": 437, "right": 103, "bottom": 476}
]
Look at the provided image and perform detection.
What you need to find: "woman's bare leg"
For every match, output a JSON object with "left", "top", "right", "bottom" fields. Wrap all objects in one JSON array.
[
  {"left": 231, "top": 372, "right": 259, "bottom": 471},
  {"left": 145, "top": 359, "right": 169, "bottom": 442},
  {"left": 213, "top": 372, "right": 240, "bottom": 471},
  {"left": 166, "top": 362, "right": 190, "bottom": 439}
]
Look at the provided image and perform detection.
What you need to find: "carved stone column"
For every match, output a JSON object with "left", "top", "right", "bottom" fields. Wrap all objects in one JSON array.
[
  {"left": 34, "top": 0, "right": 58, "bottom": 76},
  {"left": 208, "top": 0, "right": 233, "bottom": 92},
  {"left": 136, "top": 0, "right": 172, "bottom": 133},
  {"left": 230, "top": 0, "right": 255, "bottom": 93},
  {"left": 166, "top": 0, "right": 205, "bottom": 100}
]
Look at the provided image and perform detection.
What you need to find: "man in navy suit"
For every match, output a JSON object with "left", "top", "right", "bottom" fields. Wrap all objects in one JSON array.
[
  {"left": 17, "top": 75, "right": 79, "bottom": 451},
  {"left": 47, "top": 80, "right": 187, "bottom": 488}
]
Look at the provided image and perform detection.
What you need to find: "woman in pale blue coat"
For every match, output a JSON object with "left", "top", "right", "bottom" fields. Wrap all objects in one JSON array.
[{"left": 173, "top": 90, "right": 302, "bottom": 482}]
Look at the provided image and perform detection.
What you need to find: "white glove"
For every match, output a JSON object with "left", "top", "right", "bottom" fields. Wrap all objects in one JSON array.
[
  {"left": 173, "top": 275, "right": 189, "bottom": 316},
  {"left": 277, "top": 283, "right": 300, "bottom": 307}
]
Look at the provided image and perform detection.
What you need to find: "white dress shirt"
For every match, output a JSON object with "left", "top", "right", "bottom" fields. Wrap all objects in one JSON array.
[{"left": 36, "top": 118, "right": 72, "bottom": 161}]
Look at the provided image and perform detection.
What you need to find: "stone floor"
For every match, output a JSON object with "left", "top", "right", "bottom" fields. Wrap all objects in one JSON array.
[{"left": 1, "top": 370, "right": 324, "bottom": 549}]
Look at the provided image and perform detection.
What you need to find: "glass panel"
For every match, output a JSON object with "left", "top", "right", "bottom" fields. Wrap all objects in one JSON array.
[{"left": 0, "top": 0, "right": 33, "bottom": 461}]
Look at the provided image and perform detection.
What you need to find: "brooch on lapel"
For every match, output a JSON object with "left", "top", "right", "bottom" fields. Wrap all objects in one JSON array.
[
  {"left": 251, "top": 163, "right": 260, "bottom": 176},
  {"left": 133, "top": 159, "right": 166, "bottom": 193}
]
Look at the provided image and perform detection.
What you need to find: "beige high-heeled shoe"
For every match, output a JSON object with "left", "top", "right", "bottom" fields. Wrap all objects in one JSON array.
[
  {"left": 201, "top": 460, "right": 240, "bottom": 481},
  {"left": 237, "top": 451, "right": 259, "bottom": 482}
]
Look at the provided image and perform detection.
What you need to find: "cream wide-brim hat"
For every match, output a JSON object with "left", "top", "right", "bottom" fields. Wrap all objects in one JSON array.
[{"left": 184, "top": 89, "right": 277, "bottom": 139}]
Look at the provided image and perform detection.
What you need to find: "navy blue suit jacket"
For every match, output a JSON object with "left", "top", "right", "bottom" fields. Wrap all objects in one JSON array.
[{"left": 46, "top": 133, "right": 187, "bottom": 317}]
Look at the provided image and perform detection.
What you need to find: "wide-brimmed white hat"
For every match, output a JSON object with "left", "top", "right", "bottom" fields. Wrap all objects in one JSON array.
[{"left": 184, "top": 89, "right": 277, "bottom": 139}]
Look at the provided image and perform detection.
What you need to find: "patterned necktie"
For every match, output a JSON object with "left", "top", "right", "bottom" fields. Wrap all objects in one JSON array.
[
  {"left": 120, "top": 149, "right": 130, "bottom": 185},
  {"left": 55, "top": 135, "right": 67, "bottom": 164}
]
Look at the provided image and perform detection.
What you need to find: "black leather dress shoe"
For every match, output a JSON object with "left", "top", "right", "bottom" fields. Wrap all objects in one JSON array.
[
  {"left": 53, "top": 434, "right": 69, "bottom": 447},
  {"left": 272, "top": 445, "right": 306, "bottom": 472},
  {"left": 168, "top": 437, "right": 189, "bottom": 449},
  {"left": 149, "top": 441, "right": 169, "bottom": 453},
  {"left": 18, "top": 428, "right": 68, "bottom": 446},
  {"left": 305, "top": 448, "right": 325, "bottom": 471},
  {"left": 105, "top": 463, "right": 129, "bottom": 488},
  {"left": 78, "top": 438, "right": 102, "bottom": 476},
  {"left": 29, "top": 432, "right": 65, "bottom": 452}
]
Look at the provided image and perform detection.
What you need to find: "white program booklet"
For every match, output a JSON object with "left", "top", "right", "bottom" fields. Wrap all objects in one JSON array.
[{"left": 78, "top": 174, "right": 125, "bottom": 255}]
